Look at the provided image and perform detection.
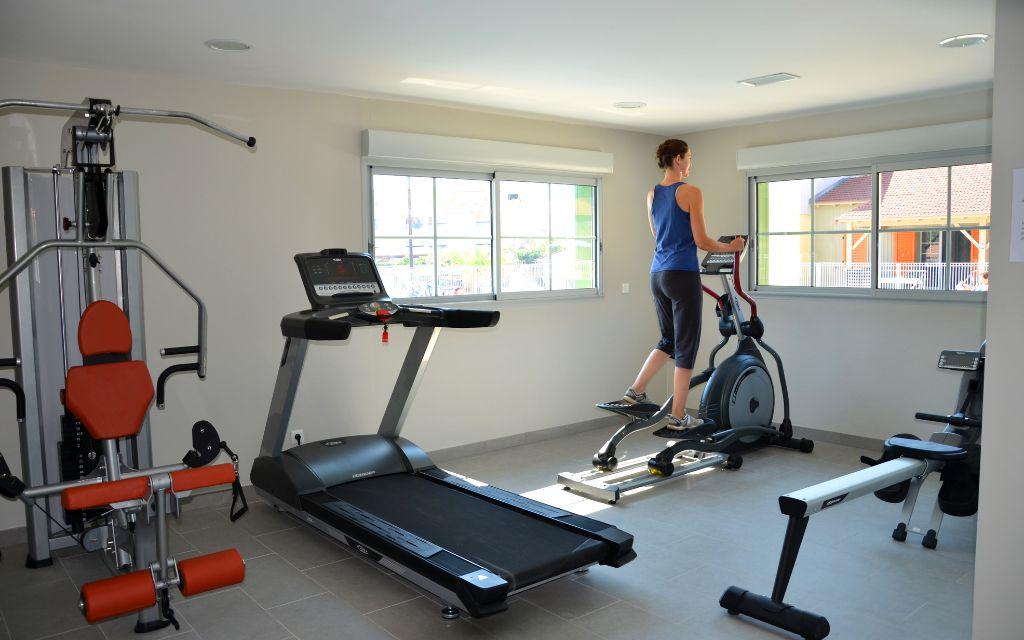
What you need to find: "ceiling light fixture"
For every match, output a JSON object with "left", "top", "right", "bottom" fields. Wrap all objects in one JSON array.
[
  {"left": 938, "top": 33, "right": 990, "bottom": 48},
  {"left": 205, "top": 39, "right": 253, "bottom": 52},
  {"left": 613, "top": 101, "right": 646, "bottom": 109},
  {"left": 738, "top": 72, "right": 800, "bottom": 88}
]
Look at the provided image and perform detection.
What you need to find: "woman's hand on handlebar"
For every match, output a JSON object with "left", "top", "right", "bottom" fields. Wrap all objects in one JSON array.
[{"left": 728, "top": 236, "right": 747, "bottom": 252}]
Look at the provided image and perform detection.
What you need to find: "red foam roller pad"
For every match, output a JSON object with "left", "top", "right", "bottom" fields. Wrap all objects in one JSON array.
[
  {"left": 80, "top": 569, "right": 157, "bottom": 623},
  {"left": 178, "top": 549, "right": 245, "bottom": 597},
  {"left": 171, "top": 463, "right": 235, "bottom": 493},
  {"left": 62, "top": 476, "right": 150, "bottom": 511}
]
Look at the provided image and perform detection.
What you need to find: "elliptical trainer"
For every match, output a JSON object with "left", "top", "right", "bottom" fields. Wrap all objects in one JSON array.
[{"left": 558, "top": 237, "right": 813, "bottom": 503}]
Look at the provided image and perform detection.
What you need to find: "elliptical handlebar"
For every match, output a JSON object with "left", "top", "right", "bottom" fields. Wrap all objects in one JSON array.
[
  {"left": 0, "top": 98, "right": 256, "bottom": 148},
  {"left": 729, "top": 240, "right": 757, "bottom": 319},
  {"left": 915, "top": 412, "right": 981, "bottom": 429}
]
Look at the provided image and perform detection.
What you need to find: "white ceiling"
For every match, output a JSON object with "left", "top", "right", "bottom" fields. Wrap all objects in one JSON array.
[{"left": 0, "top": 0, "right": 995, "bottom": 134}]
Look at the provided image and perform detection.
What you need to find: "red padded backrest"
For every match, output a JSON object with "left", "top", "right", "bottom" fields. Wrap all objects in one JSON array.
[
  {"left": 66, "top": 301, "right": 153, "bottom": 441},
  {"left": 79, "top": 300, "right": 132, "bottom": 357},
  {"left": 66, "top": 362, "right": 154, "bottom": 440}
]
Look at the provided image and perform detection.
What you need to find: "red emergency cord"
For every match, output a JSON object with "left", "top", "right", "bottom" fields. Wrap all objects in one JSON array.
[{"left": 377, "top": 308, "right": 391, "bottom": 343}]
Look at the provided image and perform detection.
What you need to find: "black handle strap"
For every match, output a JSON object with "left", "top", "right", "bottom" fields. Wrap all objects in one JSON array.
[
  {"left": 159, "top": 591, "right": 180, "bottom": 631},
  {"left": 220, "top": 440, "right": 249, "bottom": 522}
]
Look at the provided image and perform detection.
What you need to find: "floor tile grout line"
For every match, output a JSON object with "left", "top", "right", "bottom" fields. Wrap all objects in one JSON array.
[
  {"left": 362, "top": 595, "right": 425, "bottom": 617},
  {"left": 260, "top": 590, "right": 329, "bottom": 611},
  {"left": 235, "top": 573, "right": 302, "bottom": 640},
  {"left": 34, "top": 623, "right": 92, "bottom": 640},
  {"left": 365, "top": 618, "right": 403, "bottom": 640},
  {"left": 569, "top": 597, "right": 622, "bottom": 621},
  {"left": 360, "top": 589, "right": 423, "bottom": 634},
  {"left": 518, "top": 593, "right": 623, "bottom": 626},
  {"left": 297, "top": 554, "right": 355, "bottom": 576}
]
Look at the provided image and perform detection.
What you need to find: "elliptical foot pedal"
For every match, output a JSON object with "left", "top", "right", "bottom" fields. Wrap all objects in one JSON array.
[
  {"left": 596, "top": 400, "right": 660, "bottom": 418},
  {"left": 653, "top": 420, "right": 718, "bottom": 440}
]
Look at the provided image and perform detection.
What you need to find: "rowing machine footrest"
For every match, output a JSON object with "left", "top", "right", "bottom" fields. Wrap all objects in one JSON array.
[
  {"left": 80, "top": 569, "right": 157, "bottom": 623},
  {"left": 178, "top": 549, "right": 245, "bottom": 597},
  {"left": 884, "top": 437, "right": 967, "bottom": 462},
  {"left": 170, "top": 463, "right": 236, "bottom": 493},
  {"left": 938, "top": 460, "right": 979, "bottom": 517},
  {"left": 62, "top": 476, "right": 150, "bottom": 511},
  {"left": 864, "top": 434, "right": 915, "bottom": 503}
]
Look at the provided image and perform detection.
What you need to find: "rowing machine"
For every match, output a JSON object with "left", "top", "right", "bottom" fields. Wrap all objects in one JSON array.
[{"left": 720, "top": 344, "right": 984, "bottom": 639}]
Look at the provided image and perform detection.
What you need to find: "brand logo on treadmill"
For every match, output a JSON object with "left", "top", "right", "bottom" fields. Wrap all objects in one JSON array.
[
  {"left": 823, "top": 494, "right": 848, "bottom": 509},
  {"left": 352, "top": 470, "right": 376, "bottom": 479}
]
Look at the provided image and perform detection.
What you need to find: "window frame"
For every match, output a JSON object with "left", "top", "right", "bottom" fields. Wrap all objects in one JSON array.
[
  {"left": 364, "top": 160, "right": 603, "bottom": 304},
  {"left": 747, "top": 150, "right": 991, "bottom": 303}
]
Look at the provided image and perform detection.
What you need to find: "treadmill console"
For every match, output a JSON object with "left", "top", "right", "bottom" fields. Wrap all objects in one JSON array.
[
  {"left": 700, "top": 235, "right": 747, "bottom": 274},
  {"left": 295, "top": 249, "right": 387, "bottom": 309},
  {"left": 937, "top": 349, "right": 983, "bottom": 371},
  {"left": 282, "top": 249, "right": 500, "bottom": 341}
]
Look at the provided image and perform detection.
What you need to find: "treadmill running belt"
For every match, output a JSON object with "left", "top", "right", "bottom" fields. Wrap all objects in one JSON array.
[{"left": 326, "top": 473, "right": 606, "bottom": 590}]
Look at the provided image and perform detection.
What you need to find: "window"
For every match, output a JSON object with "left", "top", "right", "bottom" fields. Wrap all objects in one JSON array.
[
  {"left": 370, "top": 168, "right": 599, "bottom": 300},
  {"left": 372, "top": 172, "right": 493, "bottom": 298},
  {"left": 499, "top": 180, "right": 597, "bottom": 294},
  {"left": 753, "top": 161, "right": 990, "bottom": 294}
]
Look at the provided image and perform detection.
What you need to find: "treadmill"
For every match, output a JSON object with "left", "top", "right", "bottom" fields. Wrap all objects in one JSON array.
[{"left": 251, "top": 249, "right": 636, "bottom": 619}]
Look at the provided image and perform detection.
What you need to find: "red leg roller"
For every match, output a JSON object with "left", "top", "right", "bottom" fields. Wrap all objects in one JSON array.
[
  {"left": 170, "top": 463, "right": 236, "bottom": 493},
  {"left": 79, "top": 570, "right": 157, "bottom": 623},
  {"left": 178, "top": 549, "right": 246, "bottom": 597}
]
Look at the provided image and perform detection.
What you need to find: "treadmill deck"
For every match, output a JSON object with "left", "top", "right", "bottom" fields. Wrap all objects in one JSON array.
[{"left": 312, "top": 472, "right": 607, "bottom": 590}]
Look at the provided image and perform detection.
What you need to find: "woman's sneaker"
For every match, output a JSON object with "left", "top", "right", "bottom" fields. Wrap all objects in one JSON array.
[
  {"left": 622, "top": 388, "right": 648, "bottom": 405},
  {"left": 660, "top": 413, "right": 705, "bottom": 432}
]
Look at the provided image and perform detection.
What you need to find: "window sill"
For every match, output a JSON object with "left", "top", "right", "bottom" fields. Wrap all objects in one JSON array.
[{"left": 394, "top": 288, "right": 602, "bottom": 306}]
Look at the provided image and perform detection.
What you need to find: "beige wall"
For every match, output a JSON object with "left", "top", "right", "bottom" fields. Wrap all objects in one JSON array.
[
  {"left": 0, "top": 58, "right": 667, "bottom": 533},
  {"left": 972, "top": 0, "right": 1024, "bottom": 636},
  {"left": 677, "top": 90, "right": 992, "bottom": 441}
]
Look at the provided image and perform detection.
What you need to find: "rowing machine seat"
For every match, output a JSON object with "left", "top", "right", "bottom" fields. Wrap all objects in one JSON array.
[{"left": 884, "top": 437, "right": 967, "bottom": 462}]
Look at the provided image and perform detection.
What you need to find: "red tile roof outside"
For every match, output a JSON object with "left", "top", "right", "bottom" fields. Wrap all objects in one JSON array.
[{"left": 813, "top": 163, "right": 991, "bottom": 223}]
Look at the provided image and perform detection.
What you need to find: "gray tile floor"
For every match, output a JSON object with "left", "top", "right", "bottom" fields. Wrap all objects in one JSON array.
[{"left": 0, "top": 427, "right": 976, "bottom": 640}]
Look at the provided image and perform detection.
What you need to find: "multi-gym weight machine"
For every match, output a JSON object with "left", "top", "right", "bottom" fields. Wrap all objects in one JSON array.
[{"left": 0, "top": 98, "right": 254, "bottom": 631}]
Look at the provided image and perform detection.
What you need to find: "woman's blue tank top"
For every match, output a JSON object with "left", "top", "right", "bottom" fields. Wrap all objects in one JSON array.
[{"left": 650, "top": 182, "right": 699, "bottom": 272}]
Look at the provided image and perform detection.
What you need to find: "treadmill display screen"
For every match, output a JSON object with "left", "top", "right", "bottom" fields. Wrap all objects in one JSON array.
[
  {"left": 306, "top": 256, "right": 381, "bottom": 296},
  {"left": 937, "top": 350, "right": 983, "bottom": 371}
]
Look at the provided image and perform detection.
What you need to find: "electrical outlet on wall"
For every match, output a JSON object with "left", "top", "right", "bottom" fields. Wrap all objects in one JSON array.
[
  {"left": 621, "top": 283, "right": 631, "bottom": 294},
  {"left": 290, "top": 429, "right": 305, "bottom": 446}
]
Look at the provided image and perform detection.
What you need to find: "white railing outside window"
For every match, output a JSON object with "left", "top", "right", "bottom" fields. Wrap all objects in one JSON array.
[{"left": 799, "top": 262, "right": 988, "bottom": 290}]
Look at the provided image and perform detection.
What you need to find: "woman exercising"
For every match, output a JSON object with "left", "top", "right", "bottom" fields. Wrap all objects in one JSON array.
[{"left": 622, "top": 139, "right": 745, "bottom": 431}]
